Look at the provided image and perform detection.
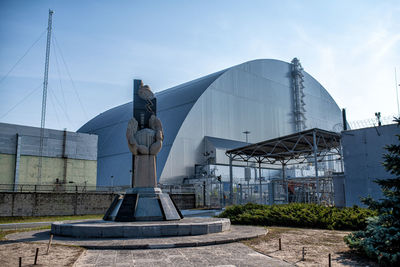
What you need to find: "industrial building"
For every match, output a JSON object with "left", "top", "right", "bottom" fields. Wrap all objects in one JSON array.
[
  {"left": 79, "top": 58, "right": 343, "bottom": 189},
  {"left": 342, "top": 123, "right": 398, "bottom": 206},
  {"left": 0, "top": 123, "right": 98, "bottom": 190}
]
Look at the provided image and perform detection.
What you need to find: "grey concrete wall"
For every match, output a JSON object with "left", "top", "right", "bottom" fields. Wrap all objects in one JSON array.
[
  {"left": 0, "top": 192, "right": 117, "bottom": 216},
  {"left": 342, "top": 124, "right": 398, "bottom": 207},
  {"left": 170, "top": 193, "right": 196, "bottom": 210},
  {"left": 0, "top": 123, "right": 98, "bottom": 160},
  {"left": 0, "top": 192, "right": 196, "bottom": 216}
]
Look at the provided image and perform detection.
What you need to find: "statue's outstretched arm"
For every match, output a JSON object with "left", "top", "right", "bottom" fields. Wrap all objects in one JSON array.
[
  {"left": 149, "top": 115, "right": 163, "bottom": 155},
  {"left": 126, "top": 117, "right": 150, "bottom": 155},
  {"left": 126, "top": 118, "right": 138, "bottom": 155}
]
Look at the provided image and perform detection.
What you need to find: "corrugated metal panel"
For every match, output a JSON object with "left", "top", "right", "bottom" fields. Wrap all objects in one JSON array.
[{"left": 0, "top": 123, "right": 97, "bottom": 160}]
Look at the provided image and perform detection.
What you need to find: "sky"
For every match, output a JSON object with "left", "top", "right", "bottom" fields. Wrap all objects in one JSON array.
[{"left": 0, "top": 0, "right": 399, "bottom": 131}]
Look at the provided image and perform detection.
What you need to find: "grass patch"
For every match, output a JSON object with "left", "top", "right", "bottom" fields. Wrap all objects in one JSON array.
[
  {"left": 0, "top": 226, "right": 51, "bottom": 240},
  {"left": 218, "top": 203, "right": 376, "bottom": 230},
  {"left": 0, "top": 214, "right": 103, "bottom": 224}
]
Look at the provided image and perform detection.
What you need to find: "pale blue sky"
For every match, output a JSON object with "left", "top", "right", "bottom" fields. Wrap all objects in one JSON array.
[{"left": 0, "top": 0, "right": 399, "bottom": 131}]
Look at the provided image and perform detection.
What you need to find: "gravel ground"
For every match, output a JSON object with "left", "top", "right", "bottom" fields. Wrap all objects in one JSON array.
[
  {"left": 0, "top": 241, "right": 83, "bottom": 267},
  {"left": 243, "top": 227, "right": 378, "bottom": 267}
]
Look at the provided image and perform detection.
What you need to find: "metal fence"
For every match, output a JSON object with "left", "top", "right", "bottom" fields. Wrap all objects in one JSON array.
[
  {"left": 348, "top": 115, "right": 396, "bottom": 130},
  {"left": 269, "top": 178, "right": 334, "bottom": 205},
  {"left": 182, "top": 176, "right": 335, "bottom": 208},
  {"left": 159, "top": 184, "right": 196, "bottom": 194},
  {"left": 1, "top": 176, "right": 334, "bottom": 207},
  {"left": 0, "top": 183, "right": 130, "bottom": 193}
]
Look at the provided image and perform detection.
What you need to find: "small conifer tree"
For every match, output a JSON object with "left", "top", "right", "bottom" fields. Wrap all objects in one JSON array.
[{"left": 344, "top": 118, "right": 400, "bottom": 265}]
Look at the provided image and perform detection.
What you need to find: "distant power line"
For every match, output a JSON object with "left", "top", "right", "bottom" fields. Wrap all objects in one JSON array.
[
  {"left": 0, "top": 84, "right": 42, "bottom": 119},
  {"left": 0, "top": 29, "right": 47, "bottom": 87},
  {"left": 52, "top": 34, "right": 88, "bottom": 121}
]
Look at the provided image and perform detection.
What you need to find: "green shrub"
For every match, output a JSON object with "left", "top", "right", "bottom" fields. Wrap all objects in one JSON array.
[{"left": 218, "top": 202, "right": 376, "bottom": 230}]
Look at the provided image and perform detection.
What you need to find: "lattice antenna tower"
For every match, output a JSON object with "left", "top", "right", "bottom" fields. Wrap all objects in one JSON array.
[
  {"left": 291, "top": 58, "right": 306, "bottom": 132},
  {"left": 38, "top": 9, "right": 54, "bottom": 182}
]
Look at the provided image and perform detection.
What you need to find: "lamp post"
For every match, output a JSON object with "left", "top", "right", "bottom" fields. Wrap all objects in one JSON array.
[
  {"left": 238, "top": 183, "right": 242, "bottom": 205},
  {"left": 375, "top": 112, "right": 382, "bottom": 126},
  {"left": 217, "top": 175, "right": 222, "bottom": 208},
  {"left": 243, "top": 130, "right": 251, "bottom": 143}
]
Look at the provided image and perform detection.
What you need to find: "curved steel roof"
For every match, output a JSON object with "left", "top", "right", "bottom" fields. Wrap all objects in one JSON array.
[
  {"left": 78, "top": 69, "right": 226, "bottom": 185},
  {"left": 78, "top": 59, "right": 341, "bottom": 186}
]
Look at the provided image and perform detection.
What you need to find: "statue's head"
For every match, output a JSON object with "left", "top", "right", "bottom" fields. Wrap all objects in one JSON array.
[{"left": 138, "top": 83, "right": 154, "bottom": 101}]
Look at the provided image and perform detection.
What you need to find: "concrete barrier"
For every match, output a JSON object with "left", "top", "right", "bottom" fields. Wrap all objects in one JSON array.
[{"left": 0, "top": 192, "right": 195, "bottom": 217}]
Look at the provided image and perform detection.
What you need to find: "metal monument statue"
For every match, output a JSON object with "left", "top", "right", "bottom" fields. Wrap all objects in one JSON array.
[
  {"left": 103, "top": 80, "right": 182, "bottom": 222},
  {"left": 126, "top": 82, "right": 163, "bottom": 187}
]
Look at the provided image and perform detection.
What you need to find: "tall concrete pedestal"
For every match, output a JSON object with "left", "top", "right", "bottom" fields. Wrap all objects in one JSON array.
[{"left": 103, "top": 187, "right": 182, "bottom": 222}]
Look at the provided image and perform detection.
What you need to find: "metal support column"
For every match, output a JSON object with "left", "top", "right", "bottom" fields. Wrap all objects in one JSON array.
[
  {"left": 339, "top": 138, "right": 344, "bottom": 173},
  {"left": 258, "top": 161, "right": 262, "bottom": 204},
  {"left": 203, "top": 181, "right": 206, "bottom": 207},
  {"left": 238, "top": 183, "right": 242, "bottom": 205},
  {"left": 312, "top": 130, "right": 320, "bottom": 204},
  {"left": 14, "top": 134, "right": 21, "bottom": 192},
  {"left": 282, "top": 162, "right": 288, "bottom": 203},
  {"left": 62, "top": 129, "right": 68, "bottom": 184},
  {"left": 219, "top": 180, "right": 223, "bottom": 207},
  {"left": 229, "top": 156, "right": 233, "bottom": 205}
]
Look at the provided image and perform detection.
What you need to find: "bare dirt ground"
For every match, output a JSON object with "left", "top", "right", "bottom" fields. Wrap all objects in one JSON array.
[
  {"left": 0, "top": 241, "right": 83, "bottom": 267},
  {"left": 0, "top": 227, "right": 378, "bottom": 266},
  {"left": 243, "top": 227, "right": 378, "bottom": 267}
]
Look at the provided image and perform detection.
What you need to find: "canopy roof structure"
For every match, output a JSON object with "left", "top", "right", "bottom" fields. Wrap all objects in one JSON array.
[
  {"left": 225, "top": 128, "right": 343, "bottom": 204},
  {"left": 226, "top": 128, "right": 342, "bottom": 165}
]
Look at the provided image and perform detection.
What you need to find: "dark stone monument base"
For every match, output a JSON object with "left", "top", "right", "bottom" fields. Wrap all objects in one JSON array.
[
  {"left": 51, "top": 217, "right": 231, "bottom": 238},
  {"left": 103, "top": 187, "right": 183, "bottom": 222}
]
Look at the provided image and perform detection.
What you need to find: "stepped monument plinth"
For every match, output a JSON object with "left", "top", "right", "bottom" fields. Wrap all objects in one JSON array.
[{"left": 51, "top": 79, "right": 230, "bottom": 238}]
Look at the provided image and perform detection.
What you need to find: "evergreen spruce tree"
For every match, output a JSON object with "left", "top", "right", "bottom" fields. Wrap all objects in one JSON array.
[{"left": 345, "top": 118, "right": 400, "bottom": 265}]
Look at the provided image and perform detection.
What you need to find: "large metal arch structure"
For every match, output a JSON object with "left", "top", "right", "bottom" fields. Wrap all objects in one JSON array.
[{"left": 79, "top": 59, "right": 343, "bottom": 186}]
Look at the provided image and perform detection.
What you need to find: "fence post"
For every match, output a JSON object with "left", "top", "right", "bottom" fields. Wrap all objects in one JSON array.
[
  {"left": 328, "top": 253, "right": 331, "bottom": 267},
  {"left": 203, "top": 181, "right": 206, "bottom": 207},
  {"left": 47, "top": 234, "right": 53, "bottom": 254},
  {"left": 34, "top": 247, "right": 39, "bottom": 265}
]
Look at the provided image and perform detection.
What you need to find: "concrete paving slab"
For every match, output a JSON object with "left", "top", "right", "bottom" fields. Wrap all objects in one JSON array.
[
  {"left": 4, "top": 223, "right": 293, "bottom": 266},
  {"left": 73, "top": 243, "right": 293, "bottom": 267}
]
